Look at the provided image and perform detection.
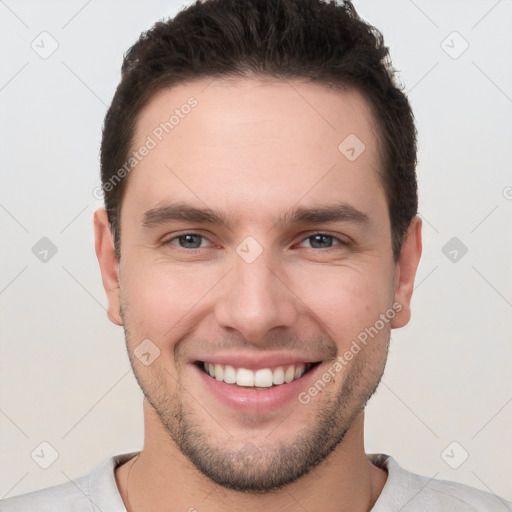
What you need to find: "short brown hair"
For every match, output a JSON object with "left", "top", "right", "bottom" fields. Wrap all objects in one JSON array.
[{"left": 100, "top": 0, "right": 418, "bottom": 262}]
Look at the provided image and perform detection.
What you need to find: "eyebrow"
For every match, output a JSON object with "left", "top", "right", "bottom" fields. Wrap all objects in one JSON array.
[{"left": 142, "top": 201, "right": 369, "bottom": 230}]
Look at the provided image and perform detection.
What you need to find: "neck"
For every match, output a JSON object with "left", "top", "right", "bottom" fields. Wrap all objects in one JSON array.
[{"left": 115, "top": 402, "right": 387, "bottom": 512}]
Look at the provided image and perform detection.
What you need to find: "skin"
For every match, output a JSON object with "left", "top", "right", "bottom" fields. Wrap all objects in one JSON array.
[{"left": 94, "top": 77, "right": 422, "bottom": 512}]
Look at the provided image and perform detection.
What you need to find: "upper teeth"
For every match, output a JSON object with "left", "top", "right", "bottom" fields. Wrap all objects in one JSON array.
[{"left": 203, "top": 362, "right": 311, "bottom": 387}]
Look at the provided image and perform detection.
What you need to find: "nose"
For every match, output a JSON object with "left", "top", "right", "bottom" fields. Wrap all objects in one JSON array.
[{"left": 214, "top": 246, "right": 299, "bottom": 344}]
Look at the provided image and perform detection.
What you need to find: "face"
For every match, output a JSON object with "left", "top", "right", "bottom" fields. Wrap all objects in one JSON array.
[{"left": 95, "top": 77, "right": 421, "bottom": 492}]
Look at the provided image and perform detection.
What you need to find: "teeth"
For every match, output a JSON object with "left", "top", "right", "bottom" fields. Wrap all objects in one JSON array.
[
  {"left": 272, "top": 366, "right": 285, "bottom": 385},
  {"left": 284, "top": 365, "right": 295, "bottom": 383},
  {"left": 214, "top": 364, "right": 224, "bottom": 381},
  {"left": 294, "top": 364, "right": 305, "bottom": 379},
  {"left": 223, "top": 364, "right": 236, "bottom": 384},
  {"left": 236, "top": 368, "right": 255, "bottom": 387},
  {"left": 202, "top": 362, "right": 312, "bottom": 387},
  {"left": 254, "top": 369, "right": 273, "bottom": 388}
]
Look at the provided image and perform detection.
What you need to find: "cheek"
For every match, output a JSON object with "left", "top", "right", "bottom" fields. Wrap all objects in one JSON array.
[
  {"left": 120, "top": 259, "right": 221, "bottom": 338},
  {"left": 290, "top": 263, "right": 392, "bottom": 345}
]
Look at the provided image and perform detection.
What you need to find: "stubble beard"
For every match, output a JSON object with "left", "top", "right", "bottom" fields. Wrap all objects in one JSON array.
[{"left": 121, "top": 305, "right": 389, "bottom": 493}]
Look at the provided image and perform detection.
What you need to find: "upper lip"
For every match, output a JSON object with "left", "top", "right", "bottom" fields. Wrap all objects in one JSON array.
[{"left": 193, "top": 352, "right": 322, "bottom": 370}]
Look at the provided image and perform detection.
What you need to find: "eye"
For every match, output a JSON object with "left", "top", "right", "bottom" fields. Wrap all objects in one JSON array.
[
  {"left": 298, "top": 233, "right": 348, "bottom": 250},
  {"left": 162, "top": 232, "right": 349, "bottom": 253},
  {"left": 165, "top": 233, "right": 210, "bottom": 250}
]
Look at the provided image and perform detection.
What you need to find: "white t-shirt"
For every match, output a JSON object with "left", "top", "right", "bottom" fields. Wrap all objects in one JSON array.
[{"left": 1, "top": 452, "right": 510, "bottom": 511}]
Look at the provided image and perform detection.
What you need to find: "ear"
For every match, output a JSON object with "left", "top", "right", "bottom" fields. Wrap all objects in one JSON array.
[
  {"left": 390, "top": 215, "right": 422, "bottom": 329},
  {"left": 94, "top": 207, "right": 123, "bottom": 326}
]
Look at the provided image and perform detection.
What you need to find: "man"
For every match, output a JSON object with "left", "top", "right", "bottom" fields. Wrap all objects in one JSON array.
[{"left": 2, "top": 0, "right": 510, "bottom": 510}]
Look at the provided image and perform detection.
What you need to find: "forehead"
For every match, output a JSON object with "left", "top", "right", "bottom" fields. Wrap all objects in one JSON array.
[{"left": 125, "top": 77, "right": 386, "bottom": 227}]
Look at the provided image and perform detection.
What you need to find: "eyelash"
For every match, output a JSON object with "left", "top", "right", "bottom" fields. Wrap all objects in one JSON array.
[{"left": 162, "top": 232, "right": 349, "bottom": 253}]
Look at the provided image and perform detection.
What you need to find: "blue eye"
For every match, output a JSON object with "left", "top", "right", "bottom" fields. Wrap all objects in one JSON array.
[
  {"left": 299, "top": 233, "right": 347, "bottom": 250},
  {"left": 163, "top": 232, "right": 348, "bottom": 252},
  {"left": 168, "top": 233, "right": 207, "bottom": 250},
  {"left": 304, "top": 234, "right": 336, "bottom": 249}
]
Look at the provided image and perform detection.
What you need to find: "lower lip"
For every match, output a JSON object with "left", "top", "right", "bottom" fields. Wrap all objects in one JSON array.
[{"left": 194, "top": 363, "right": 322, "bottom": 413}]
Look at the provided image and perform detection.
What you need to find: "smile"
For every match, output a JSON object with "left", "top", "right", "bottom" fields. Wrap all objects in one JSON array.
[{"left": 197, "top": 361, "right": 321, "bottom": 389}]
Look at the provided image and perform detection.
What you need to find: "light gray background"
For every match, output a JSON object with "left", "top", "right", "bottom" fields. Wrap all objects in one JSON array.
[{"left": 1, "top": 0, "right": 511, "bottom": 504}]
